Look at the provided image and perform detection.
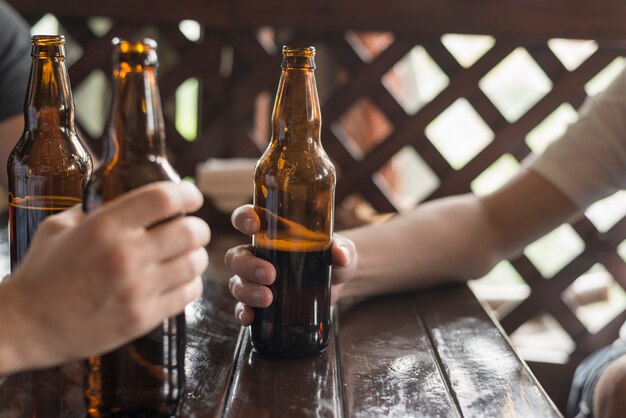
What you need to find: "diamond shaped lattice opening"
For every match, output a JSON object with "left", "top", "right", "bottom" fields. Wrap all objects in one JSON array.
[
  {"left": 176, "top": 78, "right": 200, "bottom": 141},
  {"left": 441, "top": 34, "right": 495, "bottom": 68},
  {"left": 87, "top": 17, "right": 113, "bottom": 37},
  {"left": 479, "top": 48, "right": 552, "bottom": 123},
  {"left": 619, "top": 240, "right": 626, "bottom": 264},
  {"left": 524, "top": 224, "right": 585, "bottom": 279},
  {"left": 256, "top": 27, "right": 278, "bottom": 56},
  {"left": 470, "top": 260, "right": 530, "bottom": 319},
  {"left": 470, "top": 153, "right": 520, "bottom": 197},
  {"left": 562, "top": 264, "right": 626, "bottom": 334},
  {"left": 334, "top": 98, "right": 394, "bottom": 160},
  {"left": 372, "top": 146, "right": 440, "bottom": 212},
  {"left": 525, "top": 103, "right": 578, "bottom": 155},
  {"left": 344, "top": 32, "right": 394, "bottom": 63},
  {"left": 585, "top": 191, "right": 626, "bottom": 233},
  {"left": 585, "top": 57, "right": 626, "bottom": 97},
  {"left": 425, "top": 98, "right": 494, "bottom": 170},
  {"left": 179, "top": 20, "right": 203, "bottom": 43},
  {"left": 31, "top": 14, "right": 83, "bottom": 66},
  {"left": 510, "top": 313, "right": 576, "bottom": 364},
  {"left": 252, "top": 91, "right": 272, "bottom": 150},
  {"left": 547, "top": 39, "right": 598, "bottom": 71},
  {"left": 75, "top": 69, "right": 109, "bottom": 139},
  {"left": 382, "top": 45, "right": 448, "bottom": 115},
  {"left": 31, "top": 13, "right": 60, "bottom": 36}
]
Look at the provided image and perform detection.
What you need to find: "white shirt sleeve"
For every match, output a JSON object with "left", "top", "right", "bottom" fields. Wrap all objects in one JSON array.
[{"left": 526, "top": 67, "right": 626, "bottom": 209}]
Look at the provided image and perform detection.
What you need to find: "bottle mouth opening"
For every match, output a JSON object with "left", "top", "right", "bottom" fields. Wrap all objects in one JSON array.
[
  {"left": 32, "top": 35, "right": 65, "bottom": 46},
  {"left": 282, "top": 46, "right": 316, "bottom": 58},
  {"left": 112, "top": 38, "right": 158, "bottom": 68},
  {"left": 31, "top": 35, "right": 66, "bottom": 57},
  {"left": 112, "top": 38, "right": 158, "bottom": 53}
]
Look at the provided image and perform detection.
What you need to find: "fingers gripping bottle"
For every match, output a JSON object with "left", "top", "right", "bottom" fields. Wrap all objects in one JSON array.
[
  {"left": 83, "top": 38, "right": 184, "bottom": 417},
  {"left": 252, "top": 46, "right": 336, "bottom": 357}
]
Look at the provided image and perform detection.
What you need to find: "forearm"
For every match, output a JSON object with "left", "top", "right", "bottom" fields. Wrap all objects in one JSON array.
[
  {"left": 340, "top": 193, "right": 499, "bottom": 298},
  {"left": 338, "top": 170, "right": 580, "bottom": 300}
]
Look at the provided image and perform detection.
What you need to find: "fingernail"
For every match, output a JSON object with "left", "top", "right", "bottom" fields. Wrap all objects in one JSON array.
[
  {"left": 251, "top": 289, "right": 266, "bottom": 306},
  {"left": 243, "top": 217, "right": 254, "bottom": 234},
  {"left": 254, "top": 268, "right": 267, "bottom": 282},
  {"left": 237, "top": 310, "right": 245, "bottom": 323},
  {"left": 338, "top": 244, "right": 351, "bottom": 264}
]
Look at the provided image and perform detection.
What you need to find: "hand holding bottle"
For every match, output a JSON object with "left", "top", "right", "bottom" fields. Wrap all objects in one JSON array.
[
  {"left": 225, "top": 204, "right": 357, "bottom": 326},
  {"left": 0, "top": 182, "right": 209, "bottom": 374}
]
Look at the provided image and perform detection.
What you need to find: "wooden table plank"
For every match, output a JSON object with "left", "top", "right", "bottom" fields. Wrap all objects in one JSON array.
[
  {"left": 417, "top": 285, "right": 562, "bottom": 417},
  {"left": 219, "top": 328, "right": 340, "bottom": 417},
  {"left": 0, "top": 225, "right": 562, "bottom": 417},
  {"left": 336, "top": 293, "right": 461, "bottom": 417},
  {"left": 180, "top": 278, "right": 242, "bottom": 417}
]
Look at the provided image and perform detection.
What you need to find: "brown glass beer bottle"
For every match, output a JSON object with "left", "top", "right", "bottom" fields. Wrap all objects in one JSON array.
[
  {"left": 252, "top": 46, "right": 336, "bottom": 357},
  {"left": 7, "top": 35, "right": 92, "bottom": 418},
  {"left": 8, "top": 35, "right": 92, "bottom": 270},
  {"left": 83, "top": 38, "right": 184, "bottom": 417}
]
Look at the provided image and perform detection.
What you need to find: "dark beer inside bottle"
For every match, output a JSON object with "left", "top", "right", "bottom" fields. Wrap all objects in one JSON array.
[
  {"left": 252, "top": 241, "right": 331, "bottom": 357},
  {"left": 251, "top": 205, "right": 333, "bottom": 357}
]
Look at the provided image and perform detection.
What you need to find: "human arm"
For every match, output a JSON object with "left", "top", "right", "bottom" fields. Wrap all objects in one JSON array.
[
  {"left": 226, "top": 168, "right": 579, "bottom": 324},
  {"left": 0, "top": 181, "right": 210, "bottom": 374},
  {"left": 227, "top": 65, "right": 626, "bottom": 325},
  {"left": 335, "top": 169, "right": 578, "bottom": 298}
]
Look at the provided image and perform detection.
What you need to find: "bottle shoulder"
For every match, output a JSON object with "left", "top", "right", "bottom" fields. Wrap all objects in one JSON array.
[
  {"left": 8, "top": 132, "right": 92, "bottom": 176},
  {"left": 10, "top": 129, "right": 91, "bottom": 159},
  {"left": 255, "top": 165, "right": 336, "bottom": 191},
  {"left": 86, "top": 156, "right": 180, "bottom": 203},
  {"left": 256, "top": 141, "right": 335, "bottom": 177}
]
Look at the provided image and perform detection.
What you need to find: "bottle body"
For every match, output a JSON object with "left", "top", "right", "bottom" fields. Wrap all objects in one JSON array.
[
  {"left": 83, "top": 38, "right": 184, "bottom": 417},
  {"left": 251, "top": 46, "right": 336, "bottom": 357},
  {"left": 7, "top": 35, "right": 92, "bottom": 418},
  {"left": 84, "top": 162, "right": 185, "bottom": 418},
  {"left": 252, "top": 168, "right": 335, "bottom": 357}
]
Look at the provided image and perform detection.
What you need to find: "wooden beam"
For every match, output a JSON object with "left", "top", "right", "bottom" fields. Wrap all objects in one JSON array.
[
  {"left": 10, "top": 0, "right": 626, "bottom": 41},
  {"left": 8, "top": 0, "right": 232, "bottom": 28}
]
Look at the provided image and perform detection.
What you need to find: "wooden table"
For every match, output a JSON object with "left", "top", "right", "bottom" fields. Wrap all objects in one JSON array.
[{"left": 0, "top": 237, "right": 562, "bottom": 417}]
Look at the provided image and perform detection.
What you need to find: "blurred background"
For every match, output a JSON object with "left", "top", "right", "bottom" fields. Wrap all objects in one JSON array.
[{"left": 8, "top": 0, "right": 626, "bottom": 411}]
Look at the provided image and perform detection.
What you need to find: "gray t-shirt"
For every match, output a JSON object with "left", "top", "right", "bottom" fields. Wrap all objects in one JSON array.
[
  {"left": 527, "top": 67, "right": 626, "bottom": 209},
  {"left": 0, "top": 1, "right": 30, "bottom": 122}
]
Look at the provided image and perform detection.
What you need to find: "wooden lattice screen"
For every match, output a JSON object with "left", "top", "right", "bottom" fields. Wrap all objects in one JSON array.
[{"left": 11, "top": 0, "right": 626, "bottom": 411}]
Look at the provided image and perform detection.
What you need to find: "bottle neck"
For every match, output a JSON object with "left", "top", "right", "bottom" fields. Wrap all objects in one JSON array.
[
  {"left": 271, "top": 59, "right": 321, "bottom": 146},
  {"left": 106, "top": 63, "right": 165, "bottom": 161},
  {"left": 24, "top": 54, "right": 75, "bottom": 132}
]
